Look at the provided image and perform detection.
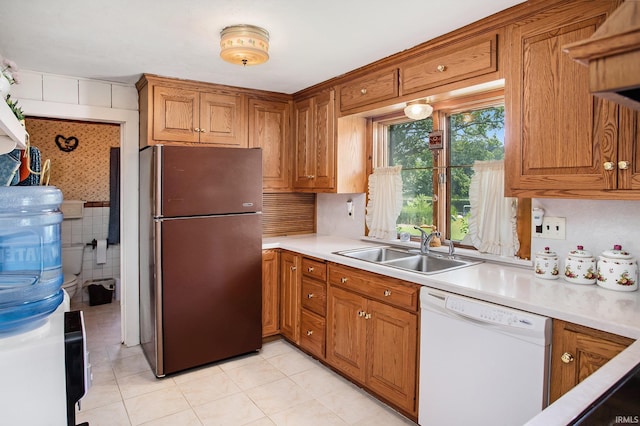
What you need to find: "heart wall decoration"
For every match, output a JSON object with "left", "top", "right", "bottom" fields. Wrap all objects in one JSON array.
[{"left": 55, "top": 134, "right": 79, "bottom": 152}]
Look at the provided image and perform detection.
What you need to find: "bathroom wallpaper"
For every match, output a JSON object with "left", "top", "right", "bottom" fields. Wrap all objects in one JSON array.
[{"left": 25, "top": 118, "right": 120, "bottom": 201}]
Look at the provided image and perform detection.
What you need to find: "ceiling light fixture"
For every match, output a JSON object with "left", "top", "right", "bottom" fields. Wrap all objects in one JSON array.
[
  {"left": 220, "top": 24, "right": 270, "bottom": 66},
  {"left": 404, "top": 99, "right": 433, "bottom": 120}
]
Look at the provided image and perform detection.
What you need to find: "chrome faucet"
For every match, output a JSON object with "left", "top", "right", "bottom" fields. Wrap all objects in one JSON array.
[
  {"left": 413, "top": 226, "right": 441, "bottom": 255},
  {"left": 443, "top": 239, "right": 455, "bottom": 256}
]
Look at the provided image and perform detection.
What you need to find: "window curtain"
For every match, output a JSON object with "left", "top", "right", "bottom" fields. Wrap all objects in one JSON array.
[
  {"left": 467, "top": 160, "right": 518, "bottom": 257},
  {"left": 365, "top": 165, "right": 403, "bottom": 239}
]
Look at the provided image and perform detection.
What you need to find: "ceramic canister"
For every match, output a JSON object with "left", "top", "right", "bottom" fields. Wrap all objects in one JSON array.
[
  {"left": 596, "top": 245, "right": 638, "bottom": 292},
  {"left": 564, "top": 245, "right": 597, "bottom": 285},
  {"left": 535, "top": 247, "right": 560, "bottom": 280}
]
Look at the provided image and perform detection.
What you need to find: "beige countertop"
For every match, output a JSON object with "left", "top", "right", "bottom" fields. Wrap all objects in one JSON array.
[{"left": 263, "top": 234, "right": 640, "bottom": 425}]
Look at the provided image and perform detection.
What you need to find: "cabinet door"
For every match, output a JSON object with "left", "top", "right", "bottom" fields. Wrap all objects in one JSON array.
[
  {"left": 261, "top": 249, "right": 280, "bottom": 337},
  {"left": 249, "top": 98, "right": 291, "bottom": 190},
  {"left": 326, "top": 286, "right": 367, "bottom": 383},
  {"left": 280, "top": 251, "right": 300, "bottom": 344},
  {"left": 153, "top": 85, "right": 199, "bottom": 142},
  {"left": 312, "top": 91, "right": 336, "bottom": 189},
  {"left": 505, "top": 2, "right": 620, "bottom": 195},
  {"left": 199, "top": 92, "right": 247, "bottom": 147},
  {"left": 618, "top": 107, "right": 640, "bottom": 190},
  {"left": 293, "top": 97, "right": 315, "bottom": 189},
  {"left": 366, "top": 299, "right": 418, "bottom": 414},
  {"left": 550, "top": 320, "right": 634, "bottom": 403}
]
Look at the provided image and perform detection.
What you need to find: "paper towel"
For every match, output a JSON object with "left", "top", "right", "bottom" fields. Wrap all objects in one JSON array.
[{"left": 96, "top": 239, "right": 107, "bottom": 264}]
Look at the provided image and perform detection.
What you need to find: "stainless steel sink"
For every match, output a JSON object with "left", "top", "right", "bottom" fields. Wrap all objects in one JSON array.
[
  {"left": 334, "top": 246, "right": 481, "bottom": 275},
  {"left": 336, "top": 246, "right": 417, "bottom": 262}
]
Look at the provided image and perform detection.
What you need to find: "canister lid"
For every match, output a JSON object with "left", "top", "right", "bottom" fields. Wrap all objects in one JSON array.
[
  {"left": 0, "top": 187, "right": 63, "bottom": 213},
  {"left": 601, "top": 245, "right": 634, "bottom": 260},
  {"left": 537, "top": 246, "right": 557, "bottom": 257},
  {"left": 567, "top": 245, "right": 594, "bottom": 258}
]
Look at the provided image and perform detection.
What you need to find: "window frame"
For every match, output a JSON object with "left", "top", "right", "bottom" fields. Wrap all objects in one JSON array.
[{"left": 371, "top": 90, "right": 511, "bottom": 248}]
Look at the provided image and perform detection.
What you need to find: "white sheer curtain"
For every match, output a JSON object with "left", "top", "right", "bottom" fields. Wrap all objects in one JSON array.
[
  {"left": 366, "top": 165, "right": 403, "bottom": 239},
  {"left": 467, "top": 160, "right": 519, "bottom": 256}
]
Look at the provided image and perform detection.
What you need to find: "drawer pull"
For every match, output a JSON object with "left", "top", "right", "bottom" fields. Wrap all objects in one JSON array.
[
  {"left": 603, "top": 161, "right": 615, "bottom": 171},
  {"left": 618, "top": 160, "right": 630, "bottom": 170},
  {"left": 306, "top": 175, "right": 315, "bottom": 179},
  {"left": 364, "top": 313, "right": 372, "bottom": 320},
  {"left": 308, "top": 266, "right": 314, "bottom": 272},
  {"left": 290, "top": 266, "right": 297, "bottom": 272},
  {"left": 306, "top": 330, "right": 314, "bottom": 336},
  {"left": 561, "top": 352, "right": 574, "bottom": 364},
  {"left": 436, "top": 65, "right": 446, "bottom": 72},
  {"left": 358, "top": 310, "right": 366, "bottom": 317},
  {"left": 341, "top": 277, "right": 348, "bottom": 284},
  {"left": 383, "top": 290, "right": 392, "bottom": 297},
  {"left": 307, "top": 293, "right": 314, "bottom": 299},
  {"left": 195, "top": 127, "right": 201, "bottom": 132},
  {"left": 360, "top": 88, "right": 367, "bottom": 95}
]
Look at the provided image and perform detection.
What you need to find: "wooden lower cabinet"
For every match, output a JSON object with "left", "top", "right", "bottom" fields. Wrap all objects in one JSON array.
[
  {"left": 261, "top": 250, "right": 280, "bottom": 337},
  {"left": 550, "top": 319, "right": 634, "bottom": 403},
  {"left": 299, "top": 257, "right": 328, "bottom": 360},
  {"left": 326, "top": 265, "right": 419, "bottom": 418},
  {"left": 279, "top": 251, "right": 301, "bottom": 344}
]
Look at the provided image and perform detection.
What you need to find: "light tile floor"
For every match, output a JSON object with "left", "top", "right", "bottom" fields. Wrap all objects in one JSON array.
[{"left": 72, "top": 300, "right": 417, "bottom": 426}]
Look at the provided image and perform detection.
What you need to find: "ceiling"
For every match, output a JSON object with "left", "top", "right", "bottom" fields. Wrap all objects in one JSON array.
[{"left": 0, "top": 0, "right": 524, "bottom": 94}]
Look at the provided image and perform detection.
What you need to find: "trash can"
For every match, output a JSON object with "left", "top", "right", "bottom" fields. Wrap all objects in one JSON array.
[{"left": 86, "top": 278, "right": 115, "bottom": 306}]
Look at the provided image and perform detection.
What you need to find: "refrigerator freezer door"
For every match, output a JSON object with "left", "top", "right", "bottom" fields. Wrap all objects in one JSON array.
[
  {"left": 156, "top": 145, "right": 262, "bottom": 217},
  {"left": 159, "top": 213, "right": 262, "bottom": 375}
]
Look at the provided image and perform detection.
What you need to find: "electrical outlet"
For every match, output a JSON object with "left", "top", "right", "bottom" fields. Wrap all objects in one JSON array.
[{"left": 533, "top": 216, "right": 566, "bottom": 240}]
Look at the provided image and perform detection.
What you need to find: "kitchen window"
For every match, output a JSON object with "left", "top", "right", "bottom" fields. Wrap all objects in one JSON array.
[{"left": 373, "top": 97, "right": 507, "bottom": 247}]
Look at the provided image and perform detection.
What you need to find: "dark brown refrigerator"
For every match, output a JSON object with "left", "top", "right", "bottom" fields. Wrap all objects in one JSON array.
[{"left": 139, "top": 145, "right": 262, "bottom": 377}]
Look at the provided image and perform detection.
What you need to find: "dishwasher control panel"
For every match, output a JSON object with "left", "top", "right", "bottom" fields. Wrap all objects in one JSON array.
[{"left": 446, "top": 296, "right": 536, "bottom": 329}]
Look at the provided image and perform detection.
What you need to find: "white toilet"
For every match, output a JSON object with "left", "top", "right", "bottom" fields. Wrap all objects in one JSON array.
[{"left": 61, "top": 244, "right": 85, "bottom": 299}]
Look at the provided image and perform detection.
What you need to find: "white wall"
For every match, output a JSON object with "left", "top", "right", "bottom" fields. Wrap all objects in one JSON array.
[
  {"left": 11, "top": 70, "right": 140, "bottom": 346},
  {"left": 531, "top": 198, "right": 640, "bottom": 260},
  {"left": 317, "top": 193, "right": 367, "bottom": 238}
]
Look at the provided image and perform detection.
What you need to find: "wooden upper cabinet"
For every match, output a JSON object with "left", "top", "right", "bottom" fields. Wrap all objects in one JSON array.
[
  {"left": 151, "top": 84, "right": 247, "bottom": 147},
  {"left": 504, "top": 1, "right": 640, "bottom": 199},
  {"left": 248, "top": 98, "right": 291, "bottom": 191},
  {"left": 293, "top": 91, "right": 336, "bottom": 190},
  {"left": 550, "top": 319, "right": 634, "bottom": 403},
  {"left": 339, "top": 68, "right": 399, "bottom": 113},
  {"left": 400, "top": 32, "right": 498, "bottom": 95}
]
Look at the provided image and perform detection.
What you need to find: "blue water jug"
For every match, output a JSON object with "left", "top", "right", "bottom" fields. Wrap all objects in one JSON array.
[{"left": 0, "top": 186, "right": 64, "bottom": 332}]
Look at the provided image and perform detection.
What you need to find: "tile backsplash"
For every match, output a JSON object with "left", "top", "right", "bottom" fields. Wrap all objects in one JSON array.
[
  {"left": 531, "top": 198, "right": 640, "bottom": 260},
  {"left": 61, "top": 205, "right": 120, "bottom": 301}
]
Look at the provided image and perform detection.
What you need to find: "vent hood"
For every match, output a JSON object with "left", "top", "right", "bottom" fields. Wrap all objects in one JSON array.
[{"left": 563, "top": 1, "right": 640, "bottom": 110}]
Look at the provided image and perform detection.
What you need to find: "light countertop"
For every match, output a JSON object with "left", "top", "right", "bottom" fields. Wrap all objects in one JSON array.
[{"left": 263, "top": 234, "right": 640, "bottom": 425}]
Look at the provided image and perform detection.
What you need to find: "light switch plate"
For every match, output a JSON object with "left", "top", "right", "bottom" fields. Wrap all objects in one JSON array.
[{"left": 533, "top": 216, "right": 566, "bottom": 240}]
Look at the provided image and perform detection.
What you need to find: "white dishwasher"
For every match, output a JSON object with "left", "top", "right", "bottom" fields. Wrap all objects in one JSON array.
[{"left": 419, "top": 287, "right": 551, "bottom": 426}]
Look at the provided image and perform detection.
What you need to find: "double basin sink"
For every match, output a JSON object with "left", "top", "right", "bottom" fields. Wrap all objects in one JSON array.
[{"left": 334, "top": 246, "right": 482, "bottom": 275}]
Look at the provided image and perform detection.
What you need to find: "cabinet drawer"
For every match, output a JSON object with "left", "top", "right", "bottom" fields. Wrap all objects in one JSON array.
[
  {"left": 300, "top": 309, "right": 325, "bottom": 359},
  {"left": 301, "top": 277, "right": 326, "bottom": 317},
  {"left": 302, "top": 257, "right": 327, "bottom": 281},
  {"left": 339, "top": 68, "right": 399, "bottom": 112},
  {"left": 329, "top": 264, "right": 420, "bottom": 311},
  {"left": 401, "top": 33, "right": 498, "bottom": 94}
]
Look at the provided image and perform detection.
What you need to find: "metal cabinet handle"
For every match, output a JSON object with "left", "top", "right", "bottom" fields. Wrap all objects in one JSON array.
[
  {"left": 603, "top": 161, "right": 615, "bottom": 171},
  {"left": 364, "top": 313, "right": 372, "bottom": 320},
  {"left": 306, "top": 330, "right": 314, "bottom": 336},
  {"left": 341, "top": 277, "right": 348, "bottom": 283},
  {"left": 358, "top": 310, "right": 366, "bottom": 317},
  {"left": 561, "top": 352, "right": 574, "bottom": 364},
  {"left": 436, "top": 65, "right": 447, "bottom": 72},
  {"left": 194, "top": 127, "right": 200, "bottom": 132},
  {"left": 290, "top": 266, "right": 297, "bottom": 271},
  {"left": 200, "top": 128, "right": 206, "bottom": 133},
  {"left": 306, "top": 175, "right": 315, "bottom": 179},
  {"left": 360, "top": 88, "right": 367, "bottom": 95},
  {"left": 307, "top": 293, "right": 314, "bottom": 299},
  {"left": 308, "top": 266, "right": 314, "bottom": 272},
  {"left": 618, "top": 161, "right": 630, "bottom": 170},
  {"left": 383, "top": 290, "right": 392, "bottom": 297}
]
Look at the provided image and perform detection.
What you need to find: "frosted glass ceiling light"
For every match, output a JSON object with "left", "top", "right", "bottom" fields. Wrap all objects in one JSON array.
[
  {"left": 220, "top": 24, "right": 270, "bottom": 66},
  {"left": 404, "top": 99, "right": 433, "bottom": 120}
]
